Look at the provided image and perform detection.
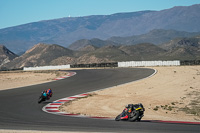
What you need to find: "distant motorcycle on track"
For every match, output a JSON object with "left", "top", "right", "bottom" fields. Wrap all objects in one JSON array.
[
  {"left": 38, "top": 91, "right": 48, "bottom": 103},
  {"left": 38, "top": 89, "right": 53, "bottom": 104}
]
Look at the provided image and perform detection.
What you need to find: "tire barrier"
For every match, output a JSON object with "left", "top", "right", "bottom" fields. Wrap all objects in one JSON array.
[
  {"left": 0, "top": 67, "right": 23, "bottom": 71},
  {"left": 180, "top": 60, "right": 200, "bottom": 65},
  {"left": 70, "top": 62, "right": 118, "bottom": 68}
]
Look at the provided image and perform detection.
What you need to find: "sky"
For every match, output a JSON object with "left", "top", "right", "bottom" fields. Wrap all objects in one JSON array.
[{"left": 0, "top": 0, "right": 200, "bottom": 29}]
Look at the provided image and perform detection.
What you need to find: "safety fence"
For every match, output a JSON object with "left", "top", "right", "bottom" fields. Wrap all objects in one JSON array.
[
  {"left": 118, "top": 60, "right": 180, "bottom": 67},
  {"left": 23, "top": 61, "right": 181, "bottom": 71},
  {"left": 23, "top": 65, "right": 70, "bottom": 71}
]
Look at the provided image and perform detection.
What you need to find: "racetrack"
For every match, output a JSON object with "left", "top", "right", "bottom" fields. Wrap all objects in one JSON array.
[{"left": 0, "top": 68, "right": 199, "bottom": 133}]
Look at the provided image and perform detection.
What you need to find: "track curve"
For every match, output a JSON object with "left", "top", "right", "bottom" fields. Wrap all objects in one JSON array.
[{"left": 0, "top": 68, "right": 199, "bottom": 133}]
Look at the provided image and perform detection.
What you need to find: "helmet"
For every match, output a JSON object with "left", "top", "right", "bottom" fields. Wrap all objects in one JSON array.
[{"left": 47, "top": 89, "right": 52, "bottom": 93}]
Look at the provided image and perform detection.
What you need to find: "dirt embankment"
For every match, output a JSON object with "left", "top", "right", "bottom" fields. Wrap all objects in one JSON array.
[{"left": 60, "top": 66, "right": 200, "bottom": 122}]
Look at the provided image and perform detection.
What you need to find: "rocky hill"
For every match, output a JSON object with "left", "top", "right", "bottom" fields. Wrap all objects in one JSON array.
[
  {"left": 68, "top": 38, "right": 119, "bottom": 51},
  {"left": 1, "top": 43, "right": 73, "bottom": 69},
  {"left": 1, "top": 4, "right": 200, "bottom": 53},
  {"left": 0, "top": 45, "right": 18, "bottom": 67},
  {"left": 159, "top": 36, "right": 200, "bottom": 60},
  {"left": 79, "top": 45, "right": 98, "bottom": 52}
]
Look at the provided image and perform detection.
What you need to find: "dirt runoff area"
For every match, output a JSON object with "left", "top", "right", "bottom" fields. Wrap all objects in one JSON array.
[
  {"left": 0, "top": 70, "right": 68, "bottom": 90},
  {"left": 60, "top": 66, "right": 200, "bottom": 122}
]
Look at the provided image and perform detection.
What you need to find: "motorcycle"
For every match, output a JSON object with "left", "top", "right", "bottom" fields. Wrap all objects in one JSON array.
[
  {"left": 38, "top": 91, "right": 48, "bottom": 104},
  {"left": 115, "top": 103, "right": 145, "bottom": 122}
]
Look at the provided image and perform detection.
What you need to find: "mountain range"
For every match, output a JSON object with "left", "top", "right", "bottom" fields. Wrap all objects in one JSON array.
[
  {"left": 1, "top": 34, "right": 200, "bottom": 69},
  {"left": 69, "top": 29, "right": 200, "bottom": 50},
  {"left": 1, "top": 4, "right": 200, "bottom": 53}
]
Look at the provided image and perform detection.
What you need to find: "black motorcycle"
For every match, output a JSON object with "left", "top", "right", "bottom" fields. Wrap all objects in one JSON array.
[
  {"left": 38, "top": 92, "right": 48, "bottom": 104},
  {"left": 115, "top": 103, "right": 145, "bottom": 122}
]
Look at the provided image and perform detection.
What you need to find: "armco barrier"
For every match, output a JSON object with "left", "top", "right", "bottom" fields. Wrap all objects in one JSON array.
[
  {"left": 118, "top": 60, "right": 180, "bottom": 67},
  {"left": 23, "top": 65, "right": 70, "bottom": 71}
]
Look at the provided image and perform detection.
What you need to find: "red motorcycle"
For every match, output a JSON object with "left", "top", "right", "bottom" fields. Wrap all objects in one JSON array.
[{"left": 115, "top": 103, "right": 145, "bottom": 122}]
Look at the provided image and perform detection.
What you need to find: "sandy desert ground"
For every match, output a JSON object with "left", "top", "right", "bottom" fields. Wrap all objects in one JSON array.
[
  {"left": 60, "top": 66, "right": 200, "bottom": 122},
  {"left": 0, "top": 70, "right": 68, "bottom": 91}
]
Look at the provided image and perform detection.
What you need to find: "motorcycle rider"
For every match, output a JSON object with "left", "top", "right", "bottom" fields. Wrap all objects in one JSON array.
[
  {"left": 41, "top": 89, "right": 52, "bottom": 100},
  {"left": 121, "top": 104, "right": 133, "bottom": 119},
  {"left": 46, "top": 88, "right": 53, "bottom": 100},
  {"left": 41, "top": 90, "right": 48, "bottom": 99}
]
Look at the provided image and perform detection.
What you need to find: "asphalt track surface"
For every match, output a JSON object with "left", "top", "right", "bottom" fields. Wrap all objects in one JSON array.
[{"left": 0, "top": 68, "right": 199, "bottom": 133}]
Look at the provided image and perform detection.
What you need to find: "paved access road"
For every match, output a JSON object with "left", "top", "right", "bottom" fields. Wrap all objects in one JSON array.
[{"left": 0, "top": 68, "right": 199, "bottom": 133}]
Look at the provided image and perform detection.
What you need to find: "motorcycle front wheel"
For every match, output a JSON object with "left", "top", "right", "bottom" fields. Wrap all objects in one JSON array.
[
  {"left": 129, "top": 111, "right": 140, "bottom": 122},
  {"left": 38, "top": 96, "right": 43, "bottom": 104},
  {"left": 115, "top": 114, "right": 121, "bottom": 121}
]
